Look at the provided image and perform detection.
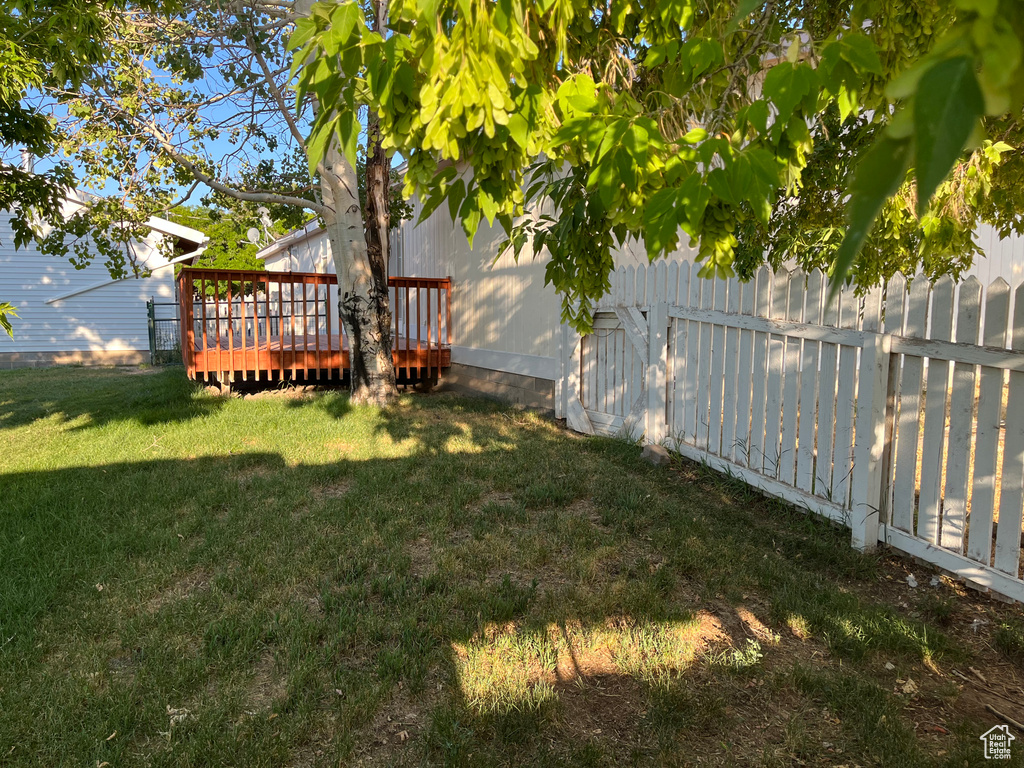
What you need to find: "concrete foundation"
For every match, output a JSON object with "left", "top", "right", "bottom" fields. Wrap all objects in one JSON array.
[
  {"left": 438, "top": 362, "right": 554, "bottom": 413},
  {"left": 0, "top": 350, "right": 149, "bottom": 369}
]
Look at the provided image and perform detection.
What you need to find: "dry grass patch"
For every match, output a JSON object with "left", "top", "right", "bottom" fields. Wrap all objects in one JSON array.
[
  {"left": 311, "top": 478, "right": 352, "bottom": 499},
  {"left": 145, "top": 567, "right": 210, "bottom": 613},
  {"left": 244, "top": 650, "right": 288, "bottom": 713}
]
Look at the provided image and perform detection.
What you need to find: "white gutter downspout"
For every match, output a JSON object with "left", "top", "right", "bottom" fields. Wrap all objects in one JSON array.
[{"left": 44, "top": 247, "right": 207, "bottom": 305}]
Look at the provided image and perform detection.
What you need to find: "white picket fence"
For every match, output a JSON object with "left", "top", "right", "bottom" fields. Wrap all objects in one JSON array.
[{"left": 554, "top": 261, "right": 1024, "bottom": 603}]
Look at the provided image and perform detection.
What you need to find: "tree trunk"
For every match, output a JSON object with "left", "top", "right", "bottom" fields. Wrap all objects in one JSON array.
[
  {"left": 365, "top": 0, "right": 391, "bottom": 273},
  {"left": 320, "top": 140, "right": 397, "bottom": 405}
]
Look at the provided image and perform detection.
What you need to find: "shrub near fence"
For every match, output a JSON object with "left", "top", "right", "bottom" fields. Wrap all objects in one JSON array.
[{"left": 555, "top": 261, "right": 1024, "bottom": 603}]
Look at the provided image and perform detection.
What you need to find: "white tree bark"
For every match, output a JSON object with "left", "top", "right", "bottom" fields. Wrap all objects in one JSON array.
[
  {"left": 320, "top": 141, "right": 397, "bottom": 404},
  {"left": 295, "top": 0, "right": 397, "bottom": 404}
]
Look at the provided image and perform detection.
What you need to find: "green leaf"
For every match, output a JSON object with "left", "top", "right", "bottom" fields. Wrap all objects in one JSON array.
[
  {"left": 550, "top": 116, "right": 590, "bottom": 145},
  {"left": 914, "top": 56, "right": 985, "bottom": 217},
  {"left": 447, "top": 178, "right": 466, "bottom": 222},
  {"left": 832, "top": 136, "right": 912, "bottom": 297},
  {"left": 707, "top": 167, "right": 740, "bottom": 206},
  {"left": 335, "top": 110, "right": 359, "bottom": 170},
  {"left": 838, "top": 32, "right": 883, "bottom": 75},
  {"left": 681, "top": 127, "right": 708, "bottom": 144},
  {"left": 643, "top": 188, "right": 681, "bottom": 256},
  {"left": 727, "top": 0, "right": 763, "bottom": 33},
  {"left": 623, "top": 123, "right": 649, "bottom": 167},
  {"left": 762, "top": 62, "right": 818, "bottom": 127},
  {"left": 306, "top": 117, "right": 333, "bottom": 176},
  {"left": 507, "top": 113, "right": 529, "bottom": 149},
  {"left": 0, "top": 301, "right": 18, "bottom": 338},
  {"left": 328, "top": 3, "right": 360, "bottom": 51},
  {"left": 288, "top": 17, "right": 317, "bottom": 51},
  {"left": 678, "top": 173, "right": 711, "bottom": 236}
]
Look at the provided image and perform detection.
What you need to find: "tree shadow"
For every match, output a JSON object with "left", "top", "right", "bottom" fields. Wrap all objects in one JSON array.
[
  {"left": 0, "top": 430, "right": 1001, "bottom": 766},
  {"left": 0, "top": 366, "right": 225, "bottom": 432}
]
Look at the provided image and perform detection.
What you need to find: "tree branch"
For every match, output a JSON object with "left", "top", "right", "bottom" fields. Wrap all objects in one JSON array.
[{"left": 148, "top": 124, "right": 327, "bottom": 215}]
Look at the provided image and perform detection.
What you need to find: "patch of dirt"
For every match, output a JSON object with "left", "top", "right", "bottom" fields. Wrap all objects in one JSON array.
[
  {"left": 245, "top": 650, "right": 288, "bottom": 713},
  {"left": 234, "top": 465, "right": 273, "bottom": 486},
  {"left": 350, "top": 677, "right": 439, "bottom": 766},
  {"left": 146, "top": 568, "right": 210, "bottom": 613},
  {"left": 556, "top": 672, "right": 647, "bottom": 748},
  {"left": 277, "top": 583, "right": 325, "bottom": 618},
  {"left": 407, "top": 536, "right": 433, "bottom": 578},
  {"left": 241, "top": 386, "right": 322, "bottom": 401},
  {"left": 311, "top": 479, "right": 352, "bottom": 500},
  {"left": 472, "top": 491, "right": 515, "bottom": 511}
]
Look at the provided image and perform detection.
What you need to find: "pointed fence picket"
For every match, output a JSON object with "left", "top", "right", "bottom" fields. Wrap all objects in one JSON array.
[{"left": 563, "top": 262, "right": 1024, "bottom": 604}]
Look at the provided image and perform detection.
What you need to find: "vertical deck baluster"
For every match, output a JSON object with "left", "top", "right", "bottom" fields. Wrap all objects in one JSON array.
[
  {"left": 199, "top": 277, "right": 208, "bottom": 376},
  {"left": 213, "top": 276, "right": 222, "bottom": 382},
  {"left": 301, "top": 277, "right": 309, "bottom": 377},
  {"left": 289, "top": 278, "right": 297, "bottom": 379},
  {"left": 266, "top": 276, "right": 274, "bottom": 378},
  {"left": 404, "top": 281, "right": 411, "bottom": 380},
  {"left": 252, "top": 273, "right": 262, "bottom": 382},
  {"left": 325, "top": 280, "right": 334, "bottom": 378},
  {"left": 417, "top": 284, "right": 422, "bottom": 381},
  {"left": 240, "top": 275, "right": 249, "bottom": 380},
  {"left": 226, "top": 278, "right": 235, "bottom": 379},
  {"left": 314, "top": 278, "right": 321, "bottom": 379},
  {"left": 426, "top": 282, "right": 432, "bottom": 378},
  {"left": 438, "top": 282, "right": 442, "bottom": 378},
  {"left": 276, "top": 275, "right": 285, "bottom": 374}
]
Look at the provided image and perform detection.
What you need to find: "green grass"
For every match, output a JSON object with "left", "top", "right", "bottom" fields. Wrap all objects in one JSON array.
[{"left": 0, "top": 366, "right": 1019, "bottom": 767}]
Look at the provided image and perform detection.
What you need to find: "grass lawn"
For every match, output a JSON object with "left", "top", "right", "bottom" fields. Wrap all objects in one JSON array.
[{"left": 2, "top": 366, "right": 1024, "bottom": 767}]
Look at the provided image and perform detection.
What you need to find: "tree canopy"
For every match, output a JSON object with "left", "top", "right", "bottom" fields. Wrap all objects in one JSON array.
[
  {"left": 1, "top": 0, "right": 161, "bottom": 335},
  {"left": 295, "top": 0, "right": 1024, "bottom": 329}
]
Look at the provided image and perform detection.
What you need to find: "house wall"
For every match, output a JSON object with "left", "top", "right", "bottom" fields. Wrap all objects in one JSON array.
[
  {"left": 395, "top": 197, "right": 698, "bottom": 409},
  {"left": 0, "top": 211, "right": 178, "bottom": 368},
  {"left": 962, "top": 224, "right": 1024, "bottom": 287},
  {"left": 261, "top": 223, "right": 333, "bottom": 274},
  {"left": 258, "top": 199, "right": 698, "bottom": 409}
]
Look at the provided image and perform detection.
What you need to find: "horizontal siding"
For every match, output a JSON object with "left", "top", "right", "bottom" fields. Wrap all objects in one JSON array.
[
  {"left": 0, "top": 212, "right": 176, "bottom": 354},
  {"left": 396, "top": 198, "right": 698, "bottom": 360},
  {"left": 263, "top": 234, "right": 332, "bottom": 274},
  {"left": 271, "top": 204, "right": 700, "bottom": 361},
  {"left": 962, "top": 224, "right": 1024, "bottom": 287}
]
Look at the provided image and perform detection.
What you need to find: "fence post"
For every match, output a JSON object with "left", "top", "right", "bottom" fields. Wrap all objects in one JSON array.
[
  {"left": 147, "top": 298, "right": 156, "bottom": 366},
  {"left": 646, "top": 301, "right": 669, "bottom": 445},
  {"left": 849, "top": 332, "right": 892, "bottom": 551},
  {"left": 555, "top": 323, "right": 567, "bottom": 420}
]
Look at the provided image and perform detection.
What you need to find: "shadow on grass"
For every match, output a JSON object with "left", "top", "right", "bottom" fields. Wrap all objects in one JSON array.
[
  {"left": 0, "top": 422, "right": 992, "bottom": 767},
  {"left": 0, "top": 366, "right": 226, "bottom": 432}
]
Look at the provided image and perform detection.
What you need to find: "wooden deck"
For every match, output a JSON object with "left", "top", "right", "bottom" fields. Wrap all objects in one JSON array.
[{"left": 176, "top": 268, "right": 451, "bottom": 385}]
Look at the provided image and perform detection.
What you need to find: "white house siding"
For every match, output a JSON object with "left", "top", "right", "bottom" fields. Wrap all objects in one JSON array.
[
  {"left": 0, "top": 211, "right": 179, "bottom": 367},
  {"left": 396, "top": 196, "right": 698, "bottom": 374},
  {"left": 962, "top": 224, "right": 1024, "bottom": 287},
  {"left": 260, "top": 221, "right": 333, "bottom": 274},
  {"left": 256, "top": 199, "right": 696, "bottom": 405}
]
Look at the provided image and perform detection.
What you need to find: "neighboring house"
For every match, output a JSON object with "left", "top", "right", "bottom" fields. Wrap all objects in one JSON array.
[
  {"left": 0, "top": 191, "right": 208, "bottom": 368},
  {"left": 256, "top": 219, "right": 331, "bottom": 274}
]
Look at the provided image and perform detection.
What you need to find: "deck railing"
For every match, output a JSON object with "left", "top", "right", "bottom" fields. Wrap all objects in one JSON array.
[{"left": 176, "top": 268, "right": 452, "bottom": 382}]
